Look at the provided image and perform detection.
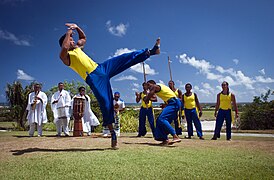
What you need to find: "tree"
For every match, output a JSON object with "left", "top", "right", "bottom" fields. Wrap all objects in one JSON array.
[
  {"left": 5, "top": 81, "right": 34, "bottom": 130},
  {"left": 239, "top": 90, "right": 274, "bottom": 130}
]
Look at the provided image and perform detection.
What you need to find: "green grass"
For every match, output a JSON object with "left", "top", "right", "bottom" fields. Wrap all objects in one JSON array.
[{"left": 0, "top": 131, "right": 273, "bottom": 179}]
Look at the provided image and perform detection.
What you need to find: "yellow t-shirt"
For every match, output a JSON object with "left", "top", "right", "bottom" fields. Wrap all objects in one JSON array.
[
  {"left": 184, "top": 93, "right": 196, "bottom": 109},
  {"left": 68, "top": 48, "right": 98, "bottom": 80},
  {"left": 156, "top": 84, "right": 176, "bottom": 102},
  {"left": 141, "top": 92, "right": 152, "bottom": 108},
  {"left": 219, "top": 93, "right": 232, "bottom": 110}
]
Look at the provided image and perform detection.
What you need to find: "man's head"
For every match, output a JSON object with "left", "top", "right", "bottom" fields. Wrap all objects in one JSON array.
[
  {"left": 78, "top": 86, "right": 86, "bottom": 96},
  {"left": 58, "top": 82, "right": 64, "bottom": 91},
  {"left": 59, "top": 33, "right": 76, "bottom": 50},
  {"left": 33, "top": 83, "right": 41, "bottom": 93},
  {"left": 168, "top": 80, "right": 175, "bottom": 88},
  {"left": 185, "top": 83, "right": 192, "bottom": 92},
  {"left": 142, "top": 82, "right": 148, "bottom": 91},
  {"left": 147, "top": 80, "right": 156, "bottom": 89},
  {"left": 114, "top": 92, "right": 120, "bottom": 101}
]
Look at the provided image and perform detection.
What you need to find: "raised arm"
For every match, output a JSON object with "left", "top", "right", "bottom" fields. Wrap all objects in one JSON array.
[{"left": 65, "top": 23, "right": 86, "bottom": 48}]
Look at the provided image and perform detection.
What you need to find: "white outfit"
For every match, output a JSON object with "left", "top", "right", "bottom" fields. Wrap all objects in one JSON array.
[
  {"left": 72, "top": 94, "right": 100, "bottom": 135},
  {"left": 26, "top": 91, "right": 48, "bottom": 136},
  {"left": 103, "top": 98, "right": 125, "bottom": 137},
  {"left": 51, "top": 90, "right": 71, "bottom": 136}
]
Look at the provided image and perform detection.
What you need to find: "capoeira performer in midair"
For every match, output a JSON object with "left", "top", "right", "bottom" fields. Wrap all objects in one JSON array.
[
  {"left": 144, "top": 80, "right": 181, "bottom": 145},
  {"left": 26, "top": 83, "right": 48, "bottom": 137},
  {"left": 72, "top": 86, "right": 100, "bottom": 136},
  {"left": 135, "top": 82, "right": 157, "bottom": 137},
  {"left": 51, "top": 82, "right": 71, "bottom": 137},
  {"left": 58, "top": 23, "right": 160, "bottom": 148}
]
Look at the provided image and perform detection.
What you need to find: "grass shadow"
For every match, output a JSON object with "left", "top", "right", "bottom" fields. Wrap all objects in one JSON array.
[{"left": 11, "top": 147, "right": 115, "bottom": 156}]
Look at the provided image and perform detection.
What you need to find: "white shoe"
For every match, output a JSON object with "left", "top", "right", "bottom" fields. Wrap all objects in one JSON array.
[{"left": 103, "top": 134, "right": 108, "bottom": 137}]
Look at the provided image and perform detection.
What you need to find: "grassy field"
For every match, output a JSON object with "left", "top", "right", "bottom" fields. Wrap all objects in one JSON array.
[{"left": 0, "top": 131, "right": 273, "bottom": 180}]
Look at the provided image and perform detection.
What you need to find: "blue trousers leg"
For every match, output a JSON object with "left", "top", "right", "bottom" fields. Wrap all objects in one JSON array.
[
  {"left": 147, "top": 107, "right": 155, "bottom": 136},
  {"left": 154, "top": 99, "right": 179, "bottom": 141},
  {"left": 185, "top": 109, "right": 194, "bottom": 137},
  {"left": 85, "top": 49, "right": 150, "bottom": 126},
  {"left": 225, "top": 110, "right": 232, "bottom": 140},
  {"left": 214, "top": 109, "right": 225, "bottom": 138},
  {"left": 191, "top": 108, "right": 203, "bottom": 137},
  {"left": 138, "top": 107, "right": 147, "bottom": 136}
]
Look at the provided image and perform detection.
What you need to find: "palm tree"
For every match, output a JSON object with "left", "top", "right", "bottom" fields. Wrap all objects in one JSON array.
[{"left": 5, "top": 81, "right": 34, "bottom": 130}]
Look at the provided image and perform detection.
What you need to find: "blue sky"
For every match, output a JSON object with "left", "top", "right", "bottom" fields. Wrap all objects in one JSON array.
[{"left": 0, "top": 0, "right": 274, "bottom": 103}]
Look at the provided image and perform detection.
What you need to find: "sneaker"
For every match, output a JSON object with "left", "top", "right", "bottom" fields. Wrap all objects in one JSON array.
[{"left": 103, "top": 134, "right": 108, "bottom": 138}]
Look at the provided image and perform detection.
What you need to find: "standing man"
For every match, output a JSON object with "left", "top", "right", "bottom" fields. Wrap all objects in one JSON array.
[
  {"left": 144, "top": 80, "right": 181, "bottom": 145},
  {"left": 182, "top": 83, "right": 204, "bottom": 140},
  {"left": 135, "top": 82, "right": 157, "bottom": 137},
  {"left": 26, "top": 83, "right": 48, "bottom": 137},
  {"left": 168, "top": 80, "right": 183, "bottom": 135},
  {"left": 59, "top": 23, "right": 160, "bottom": 148},
  {"left": 51, "top": 82, "right": 71, "bottom": 137},
  {"left": 102, "top": 92, "right": 125, "bottom": 137},
  {"left": 72, "top": 86, "right": 100, "bottom": 136}
]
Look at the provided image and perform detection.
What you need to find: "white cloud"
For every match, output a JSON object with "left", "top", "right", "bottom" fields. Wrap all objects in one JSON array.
[
  {"left": 159, "top": 80, "right": 165, "bottom": 84},
  {"left": 232, "top": 59, "right": 239, "bottom": 65},
  {"left": 114, "top": 75, "right": 137, "bottom": 81},
  {"left": 0, "top": 29, "right": 30, "bottom": 46},
  {"left": 259, "top": 69, "right": 265, "bottom": 75},
  {"left": 110, "top": 48, "right": 157, "bottom": 75},
  {"left": 255, "top": 76, "right": 274, "bottom": 83},
  {"left": 17, "top": 69, "right": 34, "bottom": 81},
  {"left": 106, "top": 20, "right": 128, "bottom": 37},
  {"left": 132, "top": 83, "right": 140, "bottom": 88}
]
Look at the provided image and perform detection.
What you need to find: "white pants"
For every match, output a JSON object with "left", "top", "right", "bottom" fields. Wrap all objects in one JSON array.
[
  {"left": 29, "top": 123, "right": 43, "bottom": 136},
  {"left": 56, "top": 117, "right": 69, "bottom": 135}
]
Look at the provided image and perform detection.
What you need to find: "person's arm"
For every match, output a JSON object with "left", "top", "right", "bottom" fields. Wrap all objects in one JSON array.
[
  {"left": 144, "top": 85, "right": 159, "bottom": 104},
  {"left": 214, "top": 93, "right": 220, "bottom": 117},
  {"left": 150, "top": 94, "right": 157, "bottom": 102},
  {"left": 135, "top": 92, "right": 141, "bottom": 103},
  {"left": 194, "top": 93, "right": 202, "bottom": 117},
  {"left": 231, "top": 93, "right": 239, "bottom": 118},
  {"left": 65, "top": 23, "right": 86, "bottom": 48},
  {"left": 59, "top": 28, "right": 73, "bottom": 66}
]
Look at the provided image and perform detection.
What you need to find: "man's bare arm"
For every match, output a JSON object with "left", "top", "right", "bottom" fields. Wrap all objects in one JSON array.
[
  {"left": 59, "top": 29, "right": 73, "bottom": 66},
  {"left": 65, "top": 23, "right": 86, "bottom": 48}
]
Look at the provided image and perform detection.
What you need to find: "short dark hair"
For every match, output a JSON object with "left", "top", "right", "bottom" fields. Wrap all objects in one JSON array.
[
  {"left": 147, "top": 80, "right": 156, "bottom": 84},
  {"left": 185, "top": 83, "right": 192, "bottom": 88},
  {"left": 58, "top": 82, "right": 64, "bottom": 86},
  {"left": 78, "top": 86, "right": 85, "bottom": 92},
  {"left": 59, "top": 34, "right": 66, "bottom": 47}
]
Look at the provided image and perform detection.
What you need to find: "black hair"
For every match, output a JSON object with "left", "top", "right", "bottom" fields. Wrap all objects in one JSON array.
[
  {"left": 147, "top": 80, "right": 156, "bottom": 84},
  {"left": 58, "top": 82, "right": 64, "bottom": 85},
  {"left": 78, "top": 86, "right": 85, "bottom": 92},
  {"left": 59, "top": 34, "right": 66, "bottom": 47},
  {"left": 185, "top": 83, "right": 192, "bottom": 88},
  {"left": 221, "top": 81, "right": 230, "bottom": 95},
  {"left": 142, "top": 82, "right": 147, "bottom": 86}
]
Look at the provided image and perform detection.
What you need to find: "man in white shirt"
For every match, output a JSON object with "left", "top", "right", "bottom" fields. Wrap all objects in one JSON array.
[
  {"left": 51, "top": 82, "right": 71, "bottom": 136},
  {"left": 26, "top": 83, "right": 48, "bottom": 137}
]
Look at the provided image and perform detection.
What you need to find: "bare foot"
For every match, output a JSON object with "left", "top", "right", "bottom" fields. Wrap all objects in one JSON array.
[{"left": 149, "top": 37, "right": 160, "bottom": 55}]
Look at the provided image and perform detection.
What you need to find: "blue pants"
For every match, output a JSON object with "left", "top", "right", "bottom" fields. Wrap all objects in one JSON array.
[
  {"left": 213, "top": 109, "right": 232, "bottom": 140},
  {"left": 138, "top": 107, "right": 155, "bottom": 136},
  {"left": 86, "top": 49, "right": 149, "bottom": 126},
  {"left": 154, "top": 98, "right": 180, "bottom": 141},
  {"left": 185, "top": 108, "right": 203, "bottom": 137}
]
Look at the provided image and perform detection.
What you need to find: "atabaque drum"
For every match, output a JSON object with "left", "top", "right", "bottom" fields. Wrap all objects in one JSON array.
[{"left": 73, "top": 97, "right": 85, "bottom": 137}]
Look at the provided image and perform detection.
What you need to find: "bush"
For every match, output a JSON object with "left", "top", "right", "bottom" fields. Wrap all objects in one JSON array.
[{"left": 238, "top": 90, "right": 274, "bottom": 130}]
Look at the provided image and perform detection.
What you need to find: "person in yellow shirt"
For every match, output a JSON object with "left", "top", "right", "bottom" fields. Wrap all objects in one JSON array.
[
  {"left": 168, "top": 80, "right": 183, "bottom": 135},
  {"left": 144, "top": 80, "right": 181, "bottom": 145},
  {"left": 135, "top": 82, "right": 157, "bottom": 137},
  {"left": 211, "top": 81, "right": 239, "bottom": 141},
  {"left": 59, "top": 23, "right": 160, "bottom": 148},
  {"left": 182, "top": 83, "right": 204, "bottom": 140}
]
